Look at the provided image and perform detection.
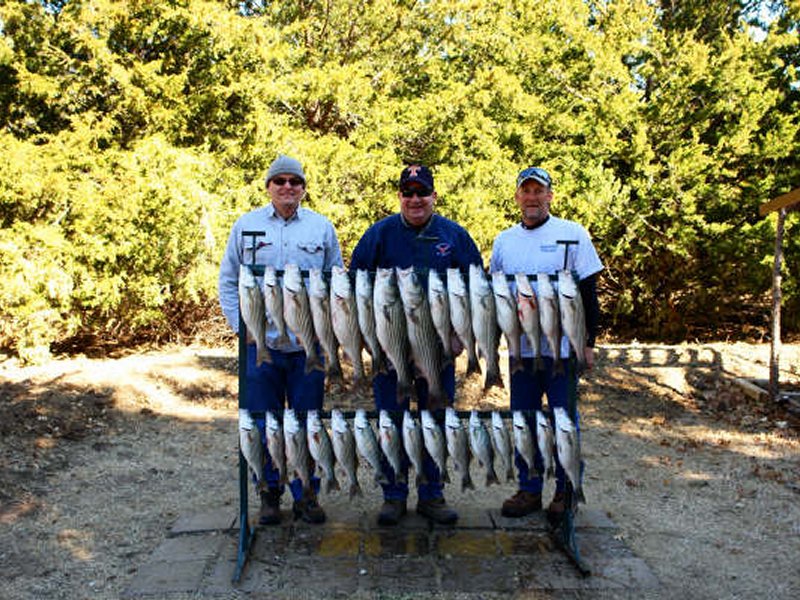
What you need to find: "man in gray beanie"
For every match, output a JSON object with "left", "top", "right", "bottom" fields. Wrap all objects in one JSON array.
[{"left": 219, "top": 154, "right": 343, "bottom": 525}]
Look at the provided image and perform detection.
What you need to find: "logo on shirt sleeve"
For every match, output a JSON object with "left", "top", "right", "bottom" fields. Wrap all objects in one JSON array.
[{"left": 435, "top": 242, "right": 452, "bottom": 257}]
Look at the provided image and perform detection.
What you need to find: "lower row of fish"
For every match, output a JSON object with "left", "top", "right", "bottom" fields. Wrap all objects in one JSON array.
[{"left": 239, "top": 407, "right": 584, "bottom": 504}]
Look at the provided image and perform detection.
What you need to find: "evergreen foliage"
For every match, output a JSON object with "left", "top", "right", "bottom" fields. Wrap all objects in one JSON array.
[{"left": 1, "top": 0, "right": 798, "bottom": 360}]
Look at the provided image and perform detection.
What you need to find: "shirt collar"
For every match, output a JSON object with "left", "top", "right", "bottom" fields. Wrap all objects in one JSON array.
[
  {"left": 268, "top": 203, "right": 301, "bottom": 222},
  {"left": 400, "top": 213, "right": 433, "bottom": 233},
  {"left": 520, "top": 215, "right": 550, "bottom": 230}
]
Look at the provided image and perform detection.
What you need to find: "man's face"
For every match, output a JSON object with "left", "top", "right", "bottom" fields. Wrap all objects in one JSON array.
[
  {"left": 399, "top": 183, "right": 435, "bottom": 227},
  {"left": 515, "top": 179, "right": 552, "bottom": 226},
  {"left": 268, "top": 173, "right": 305, "bottom": 218}
]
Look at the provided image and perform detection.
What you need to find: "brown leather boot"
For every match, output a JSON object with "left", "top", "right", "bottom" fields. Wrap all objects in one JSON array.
[
  {"left": 293, "top": 492, "right": 326, "bottom": 524},
  {"left": 501, "top": 490, "right": 542, "bottom": 518},
  {"left": 259, "top": 488, "right": 282, "bottom": 525},
  {"left": 546, "top": 491, "right": 566, "bottom": 527}
]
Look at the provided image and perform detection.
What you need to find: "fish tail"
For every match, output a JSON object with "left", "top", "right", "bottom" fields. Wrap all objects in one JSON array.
[
  {"left": 466, "top": 353, "right": 481, "bottom": 375},
  {"left": 349, "top": 482, "right": 363, "bottom": 499},
  {"left": 576, "top": 487, "right": 586, "bottom": 504},
  {"left": 535, "top": 356, "right": 545, "bottom": 372},
  {"left": 510, "top": 356, "right": 524, "bottom": 375},
  {"left": 462, "top": 474, "right": 475, "bottom": 491},
  {"left": 275, "top": 332, "right": 291, "bottom": 347},
  {"left": 396, "top": 379, "right": 414, "bottom": 403},
  {"left": 329, "top": 475, "right": 341, "bottom": 493},
  {"left": 415, "top": 473, "right": 426, "bottom": 488},
  {"left": 485, "top": 469, "right": 500, "bottom": 487},
  {"left": 441, "top": 468, "right": 450, "bottom": 484},
  {"left": 304, "top": 352, "right": 325, "bottom": 374},
  {"left": 326, "top": 359, "right": 344, "bottom": 382},
  {"left": 372, "top": 352, "right": 388, "bottom": 377},
  {"left": 256, "top": 346, "right": 272, "bottom": 367},
  {"left": 484, "top": 367, "right": 504, "bottom": 391}
]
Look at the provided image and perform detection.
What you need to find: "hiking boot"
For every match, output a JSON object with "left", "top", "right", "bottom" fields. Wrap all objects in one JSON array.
[
  {"left": 377, "top": 499, "right": 407, "bottom": 526},
  {"left": 501, "top": 490, "right": 542, "bottom": 518},
  {"left": 416, "top": 497, "right": 458, "bottom": 525},
  {"left": 293, "top": 493, "right": 326, "bottom": 524},
  {"left": 259, "top": 488, "right": 282, "bottom": 525},
  {"left": 546, "top": 491, "right": 566, "bottom": 527}
]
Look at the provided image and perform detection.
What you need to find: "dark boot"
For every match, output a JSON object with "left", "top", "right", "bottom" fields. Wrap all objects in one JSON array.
[
  {"left": 501, "top": 490, "right": 542, "bottom": 518},
  {"left": 259, "top": 488, "right": 282, "bottom": 525},
  {"left": 377, "top": 499, "right": 407, "bottom": 526},
  {"left": 546, "top": 491, "right": 566, "bottom": 527},
  {"left": 416, "top": 497, "right": 458, "bottom": 525},
  {"left": 293, "top": 492, "right": 326, "bottom": 524}
]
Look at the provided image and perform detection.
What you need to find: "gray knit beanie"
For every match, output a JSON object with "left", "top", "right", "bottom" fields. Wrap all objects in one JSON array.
[{"left": 265, "top": 155, "right": 305, "bottom": 185}]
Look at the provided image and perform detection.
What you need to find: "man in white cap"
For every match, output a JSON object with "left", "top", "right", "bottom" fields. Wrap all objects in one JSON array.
[
  {"left": 219, "top": 154, "right": 343, "bottom": 525},
  {"left": 489, "top": 166, "right": 603, "bottom": 522}
]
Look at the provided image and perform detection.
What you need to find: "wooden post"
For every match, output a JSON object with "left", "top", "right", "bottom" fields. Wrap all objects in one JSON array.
[{"left": 769, "top": 208, "right": 785, "bottom": 402}]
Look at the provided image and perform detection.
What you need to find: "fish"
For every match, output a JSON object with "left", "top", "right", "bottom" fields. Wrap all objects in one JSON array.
[
  {"left": 401, "top": 410, "right": 427, "bottom": 487},
  {"left": 553, "top": 407, "right": 585, "bottom": 504},
  {"left": 378, "top": 409, "right": 406, "bottom": 484},
  {"left": 469, "top": 264, "right": 502, "bottom": 390},
  {"left": 492, "top": 271, "right": 523, "bottom": 375},
  {"left": 330, "top": 409, "right": 362, "bottom": 499},
  {"left": 512, "top": 411, "right": 536, "bottom": 474},
  {"left": 306, "top": 409, "right": 339, "bottom": 494},
  {"left": 468, "top": 410, "right": 499, "bottom": 487},
  {"left": 558, "top": 270, "right": 588, "bottom": 368},
  {"left": 536, "top": 410, "right": 555, "bottom": 479},
  {"left": 282, "top": 264, "right": 324, "bottom": 373},
  {"left": 307, "top": 268, "right": 343, "bottom": 381},
  {"left": 265, "top": 410, "right": 287, "bottom": 485},
  {"left": 428, "top": 269, "right": 453, "bottom": 366},
  {"left": 491, "top": 411, "right": 515, "bottom": 482},
  {"left": 373, "top": 267, "right": 413, "bottom": 401},
  {"left": 537, "top": 272, "right": 562, "bottom": 373},
  {"left": 330, "top": 265, "right": 365, "bottom": 384},
  {"left": 397, "top": 267, "right": 446, "bottom": 411},
  {"left": 446, "top": 267, "right": 480, "bottom": 375},
  {"left": 445, "top": 407, "right": 473, "bottom": 491},
  {"left": 239, "top": 408, "right": 266, "bottom": 490},
  {"left": 354, "top": 408, "right": 389, "bottom": 486},
  {"left": 262, "top": 265, "right": 290, "bottom": 347},
  {"left": 283, "top": 408, "right": 312, "bottom": 494},
  {"left": 421, "top": 409, "right": 449, "bottom": 483},
  {"left": 355, "top": 269, "right": 387, "bottom": 377},
  {"left": 239, "top": 265, "right": 270, "bottom": 366},
  {"left": 515, "top": 273, "right": 542, "bottom": 370}
]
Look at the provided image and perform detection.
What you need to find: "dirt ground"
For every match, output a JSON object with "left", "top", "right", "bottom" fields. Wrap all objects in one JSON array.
[{"left": 1, "top": 341, "right": 799, "bottom": 599}]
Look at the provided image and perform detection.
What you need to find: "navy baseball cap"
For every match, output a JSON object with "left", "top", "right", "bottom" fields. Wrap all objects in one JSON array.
[
  {"left": 399, "top": 164, "right": 435, "bottom": 191},
  {"left": 516, "top": 167, "right": 552, "bottom": 189}
]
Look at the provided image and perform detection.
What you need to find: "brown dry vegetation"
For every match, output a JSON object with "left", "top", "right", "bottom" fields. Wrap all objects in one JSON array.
[{"left": 0, "top": 341, "right": 799, "bottom": 599}]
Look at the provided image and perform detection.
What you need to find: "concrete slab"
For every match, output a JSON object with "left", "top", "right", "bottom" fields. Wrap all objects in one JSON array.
[
  {"left": 149, "top": 533, "right": 225, "bottom": 562},
  {"left": 358, "top": 557, "right": 438, "bottom": 593},
  {"left": 169, "top": 508, "right": 236, "bottom": 535},
  {"left": 122, "top": 559, "right": 207, "bottom": 597},
  {"left": 439, "top": 556, "right": 518, "bottom": 593}
]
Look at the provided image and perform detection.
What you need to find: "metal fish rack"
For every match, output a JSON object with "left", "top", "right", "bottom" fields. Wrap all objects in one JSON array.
[{"left": 232, "top": 257, "right": 589, "bottom": 582}]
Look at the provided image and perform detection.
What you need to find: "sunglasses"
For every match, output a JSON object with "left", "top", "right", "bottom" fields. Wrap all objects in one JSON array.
[
  {"left": 271, "top": 177, "right": 304, "bottom": 187},
  {"left": 400, "top": 187, "right": 433, "bottom": 198}
]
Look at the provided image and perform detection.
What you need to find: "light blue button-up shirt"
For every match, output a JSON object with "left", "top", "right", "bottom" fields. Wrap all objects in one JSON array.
[{"left": 218, "top": 203, "right": 343, "bottom": 351}]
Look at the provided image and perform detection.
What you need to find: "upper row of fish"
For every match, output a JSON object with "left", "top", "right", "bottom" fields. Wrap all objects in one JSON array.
[{"left": 240, "top": 264, "right": 587, "bottom": 407}]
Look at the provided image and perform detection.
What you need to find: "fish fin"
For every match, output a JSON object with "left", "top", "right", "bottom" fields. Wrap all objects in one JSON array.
[{"left": 484, "top": 368, "right": 504, "bottom": 391}]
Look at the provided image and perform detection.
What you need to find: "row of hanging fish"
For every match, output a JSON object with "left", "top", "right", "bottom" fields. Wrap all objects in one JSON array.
[
  {"left": 239, "top": 263, "right": 588, "bottom": 398},
  {"left": 239, "top": 407, "right": 584, "bottom": 504}
]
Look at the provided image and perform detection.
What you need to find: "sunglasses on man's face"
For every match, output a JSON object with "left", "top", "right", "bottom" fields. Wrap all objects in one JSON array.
[
  {"left": 400, "top": 187, "right": 433, "bottom": 198},
  {"left": 272, "top": 177, "right": 304, "bottom": 187}
]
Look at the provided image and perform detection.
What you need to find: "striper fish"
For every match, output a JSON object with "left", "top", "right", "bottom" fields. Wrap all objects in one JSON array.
[
  {"left": 491, "top": 411, "right": 515, "bottom": 482},
  {"left": 553, "top": 407, "right": 585, "bottom": 504},
  {"left": 282, "top": 264, "right": 323, "bottom": 373},
  {"left": 307, "top": 409, "right": 339, "bottom": 494},
  {"left": 558, "top": 270, "right": 588, "bottom": 368},
  {"left": 331, "top": 409, "right": 362, "bottom": 499},
  {"left": 354, "top": 408, "right": 388, "bottom": 486},
  {"left": 283, "top": 408, "right": 312, "bottom": 494},
  {"left": 428, "top": 269, "right": 453, "bottom": 366},
  {"left": 373, "top": 267, "right": 413, "bottom": 400},
  {"left": 445, "top": 407, "right": 473, "bottom": 491},
  {"left": 378, "top": 409, "right": 406, "bottom": 484},
  {"left": 537, "top": 272, "right": 562, "bottom": 373},
  {"left": 239, "top": 265, "right": 270, "bottom": 366},
  {"left": 355, "top": 269, "right": 387, "bottom": 377},
  {"left": 515, "top": 273, "right": 542, "bottom": 370},
  {"left": 512, "top": 411, "right": 536, "bottom": 473},
  {"left": 265, "top": 410, "right": 287, "bottom": 485},
  {"left": 446, "top": 267, "right": 480, "bottom": 375},
  {"left": 421, "top": 409, "right": 449, "bottom": 483},
  {"left": 402, "top": 410, "right": 427, "bottom": 487},
  {"left": 469, "top": 264, "right": 502, "bottom": 390},
  {"left": 468, "top": 410, "right": 499, "bottom": 487},
  {"left": 239, "top": 408, "right": 266, "bottom": 490},
  {"left": 308, "top": 268, "right": 343, "bottom": 381},
  {"left": 536, "top": 410, "right": 555, "bottom": 479},
  {"left": 262, "top": 265, "right": 290, "bottom": 347},
  {"left": 492, "top": 271, "right": 523, "bottom": 375},
  {"left": 330, "top": 266, "right": 365, "bottom": 384}
]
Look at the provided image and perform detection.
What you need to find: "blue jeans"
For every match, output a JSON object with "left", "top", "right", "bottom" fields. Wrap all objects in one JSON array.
[
  {"left": 509, "top": 357, "right": 581, "bottom": 494},
  {"left": 372, "top": 363, "right": 455, "bottom": 502},
  {"left": 244, "top": 343, "right": 324, "bottom": 501}
]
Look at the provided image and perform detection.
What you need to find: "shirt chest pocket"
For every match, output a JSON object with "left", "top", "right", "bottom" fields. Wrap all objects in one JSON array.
[{"left": 243, "top": 240, "right": 275, "bottom": 264}]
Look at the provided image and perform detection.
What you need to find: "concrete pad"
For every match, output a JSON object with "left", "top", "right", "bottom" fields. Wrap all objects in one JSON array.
[
  {"left": 439, "top": 556, "right": 518, "bottom": 593},
  {"left": 358, "top": 557, "right": 438, "bottom": 593},
  {"left": 122, "top": 559, "right": 206, "bottom": 597},
  {"left": 445, "top": 505, "right": 494, "bottom": 529},
  {"left": 432, "top": 530, "right": 500, "bottom": 558},
  {"left": 363, "top": 529, "right": 431, "bottom": 557},
  {"left": 149, "top": 532, "right": 225, "bottom": 562},
  {"left": 169, "top": 508, "right": 236, "bottom": 535},
  {"left": 278, "top": 556, "right": 362, "bottom": 594}
]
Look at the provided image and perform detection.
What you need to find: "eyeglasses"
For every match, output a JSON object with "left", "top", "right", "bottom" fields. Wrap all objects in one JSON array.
[
  {"left": 271, "top": 177, "right": 304, "bottom": 187},
  {"left": 400, "top": 187, "right": 433, "bottom": 198}
]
